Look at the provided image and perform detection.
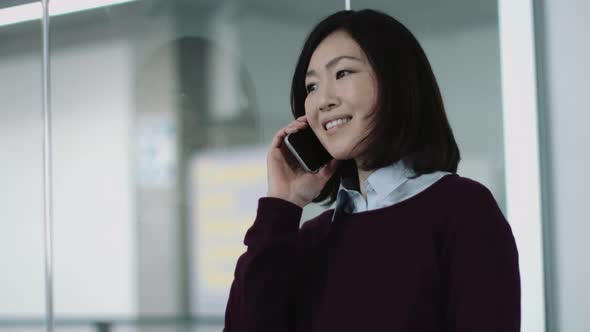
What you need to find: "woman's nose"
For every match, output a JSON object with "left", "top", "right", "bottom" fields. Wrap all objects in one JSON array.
[
  {"left": 319, "top": 101, "right": 336, "bottom": 111},
  {"left": 318, "top": 88, "right": 339, "bottom": 111}
]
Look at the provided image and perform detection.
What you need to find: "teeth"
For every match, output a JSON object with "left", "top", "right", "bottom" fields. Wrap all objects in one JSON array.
[{"left": 325, "top": 117, "right": 351, "bottom": 130}]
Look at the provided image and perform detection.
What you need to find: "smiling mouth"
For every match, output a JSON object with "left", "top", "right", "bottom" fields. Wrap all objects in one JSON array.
[{"left": 325, "top": 116, "right": 352, "bottom": 131}]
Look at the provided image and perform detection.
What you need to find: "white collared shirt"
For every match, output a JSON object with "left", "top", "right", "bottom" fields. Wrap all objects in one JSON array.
[{"left": 331, "top": 160, "right": 451, "bottom": 222}]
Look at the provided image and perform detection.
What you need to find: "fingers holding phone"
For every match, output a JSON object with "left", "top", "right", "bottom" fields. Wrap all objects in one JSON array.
[
  {"left": 283, "top": 126, "right": 332, "bottom": 174},
  {"left": 268, "top": 117, "right": 310, "bottom": 173},
  {"left": 269, "top": 117, "right": 307, "bottom": 150},
  {"left": 267, "top": 116, "right": 338, "bottom": 208}
]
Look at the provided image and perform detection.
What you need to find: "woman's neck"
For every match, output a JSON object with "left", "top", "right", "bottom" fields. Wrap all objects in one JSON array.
[{"left": 355, "top": 160, "right": 375, "bottom": 202}]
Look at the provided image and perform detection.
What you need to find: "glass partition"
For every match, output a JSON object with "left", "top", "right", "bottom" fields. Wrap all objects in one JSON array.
[
  {"left": 1, "top": 0, "right": 341, "bottom": 331},
  {"left": 0, "top": 5, "right": 46, "bottom": 331}
]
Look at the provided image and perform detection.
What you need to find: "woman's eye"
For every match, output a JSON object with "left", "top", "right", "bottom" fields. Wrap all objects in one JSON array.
[
  {"left": 336, "top": 70, "right": 352, "bottom": 79},
  {"left": 305, "top": 83, "right": 317, "bottom": 94}
]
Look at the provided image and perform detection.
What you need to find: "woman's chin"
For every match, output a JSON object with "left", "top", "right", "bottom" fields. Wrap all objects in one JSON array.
[{"left": 327, "top": 149, "right": 353, "bottom": 161}]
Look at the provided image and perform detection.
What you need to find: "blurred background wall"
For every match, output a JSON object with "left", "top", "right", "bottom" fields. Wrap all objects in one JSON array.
[{"left": 535, "top": 0, "right": 590, "bottom": 330}]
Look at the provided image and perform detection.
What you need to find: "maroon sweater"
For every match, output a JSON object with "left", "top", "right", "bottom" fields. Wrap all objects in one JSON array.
[{"left": 223, "top": 174, "right": 521, "bottom": 331}]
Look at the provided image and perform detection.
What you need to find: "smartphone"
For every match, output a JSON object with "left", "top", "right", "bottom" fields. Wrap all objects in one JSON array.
[{"left": 284, "top": 126, "right": 333, "bottom": 173}]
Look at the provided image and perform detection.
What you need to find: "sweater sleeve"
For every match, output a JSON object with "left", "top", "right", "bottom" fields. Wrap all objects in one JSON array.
[
  {"left": 223, "top": 197, "right": 304, "bottom": 332},
  {"left": 442, "top": 184, "right": 521, "bottom": 332}
]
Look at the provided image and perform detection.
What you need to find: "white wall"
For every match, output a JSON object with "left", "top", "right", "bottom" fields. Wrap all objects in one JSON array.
[
  {"left": 0, "top": 51, "right": 46, "bottom": 317},
  {"left": 538, "top": 0, "right": 590, "bottom": 330},
  {"left": 0, "top": 37, "right": 138, "bottom": 317}
]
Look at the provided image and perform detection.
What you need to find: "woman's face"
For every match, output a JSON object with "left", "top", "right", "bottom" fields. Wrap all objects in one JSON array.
[{"left": 304, "top": 29, "right": 378, "bottom": 161}]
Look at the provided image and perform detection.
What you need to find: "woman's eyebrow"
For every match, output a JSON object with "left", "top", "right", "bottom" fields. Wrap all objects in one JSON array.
[{"left": 306, "top": 55, "right": 362, "bottom": 78}]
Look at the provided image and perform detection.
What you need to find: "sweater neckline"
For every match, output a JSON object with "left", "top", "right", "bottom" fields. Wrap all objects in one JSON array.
[{"left": 333, "top": 173, "right": 457, "bottom": 221}]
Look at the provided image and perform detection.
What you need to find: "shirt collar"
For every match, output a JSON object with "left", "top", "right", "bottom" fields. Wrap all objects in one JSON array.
[
  {"left": 331, "top": 159, "right": 415, "bottom": 223},
  {"left": 366, "top": 159, "right": 415, "bottom": 199}
]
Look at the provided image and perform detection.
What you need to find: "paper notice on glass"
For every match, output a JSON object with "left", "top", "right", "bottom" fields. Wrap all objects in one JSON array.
[{"left": 189, "top": 145, "right": 267, "bottom": 316}]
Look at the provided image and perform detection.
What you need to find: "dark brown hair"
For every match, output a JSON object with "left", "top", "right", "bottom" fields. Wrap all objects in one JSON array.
[{"left": 290, "top": 9, "right": 460, "bottom": 207}]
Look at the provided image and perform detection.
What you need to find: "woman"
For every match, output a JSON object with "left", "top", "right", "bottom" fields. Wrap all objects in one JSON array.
[{"left": 223, "top": 9, "right": 520, "bottom": 332}]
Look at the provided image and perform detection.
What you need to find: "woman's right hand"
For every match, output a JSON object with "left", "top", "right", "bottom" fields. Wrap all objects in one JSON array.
[{"left": 266, "top": 115, "right": 340, "bottom": 208}]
